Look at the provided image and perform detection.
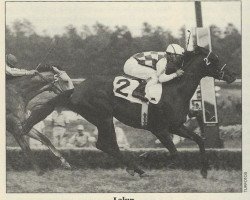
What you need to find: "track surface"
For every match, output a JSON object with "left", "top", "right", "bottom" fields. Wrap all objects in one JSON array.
[{"left": 7, "top": 169, "right": 241, "bottom": 193}]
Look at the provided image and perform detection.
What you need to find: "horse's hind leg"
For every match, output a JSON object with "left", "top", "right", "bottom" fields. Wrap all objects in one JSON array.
[
  {"left": 26, "top": 130, "right": 71, "bottom": 170},
  {"left": 95, "top": 117, "right": 145, "bottom": 176},
  {"left": 173, "top": 125, "right": 208, "bottom": 178}
]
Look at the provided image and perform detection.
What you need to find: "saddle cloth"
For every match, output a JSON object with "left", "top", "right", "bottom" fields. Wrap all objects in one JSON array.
[{"left": 113, "top": 75, "right": 162, "bottom": 105}]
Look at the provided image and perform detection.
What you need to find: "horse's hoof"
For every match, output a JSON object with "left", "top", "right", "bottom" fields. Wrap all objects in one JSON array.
[
  {"left": 61, "top": 162, "right": 72, "bottom": 170},
  {"left": 60, "top": 158, "right": 72, "bottom": 170},
  {"left": 126, "top": 168, "right": 135, "bottom": 176}
]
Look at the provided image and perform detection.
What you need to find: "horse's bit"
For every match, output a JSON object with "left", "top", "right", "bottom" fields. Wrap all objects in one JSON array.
[{"left": 204, "top": 51, "right": 227, "bottom": 80}]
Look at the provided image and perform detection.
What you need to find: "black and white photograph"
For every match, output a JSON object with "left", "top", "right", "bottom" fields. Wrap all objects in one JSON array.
[{"left": 1, "top": 0, "right": 249, "bottom": 198}]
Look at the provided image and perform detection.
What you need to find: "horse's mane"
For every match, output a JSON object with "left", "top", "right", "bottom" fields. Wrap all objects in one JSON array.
[
  {"left": 36, "top": 65, "right": 54, "bottom": 73},
  {"left": 162, "top": 46, "right": 209, "bottom": 87}
]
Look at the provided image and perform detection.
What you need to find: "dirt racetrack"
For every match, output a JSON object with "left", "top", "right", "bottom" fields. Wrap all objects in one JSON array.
[{"left": 7, "top": 168, "right": 241, "bottom": 193}]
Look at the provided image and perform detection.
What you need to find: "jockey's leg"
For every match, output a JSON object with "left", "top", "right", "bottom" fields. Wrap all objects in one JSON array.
[
  {"left": 146, "top": 74, "right": 158, "bottom": 88},
  {"left": 124, "top": 58, "right": 157, "bottom": 101},
  {"left": 124, "top": 58, "right": 156, "bottom": 80},
  {"left": 95, "top": 117, "right": 145, "bottom": 176},
  {"left": 145, "top": 74, "right": 158, "bottom": 97},
  {"left": 27, "top": 129, "right": 71, "bottom": 169}
]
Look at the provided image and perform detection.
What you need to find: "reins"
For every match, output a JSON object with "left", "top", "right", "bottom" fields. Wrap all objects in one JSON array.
[{"left": 35, "top": 71, "right": 63, "bottom": 93}]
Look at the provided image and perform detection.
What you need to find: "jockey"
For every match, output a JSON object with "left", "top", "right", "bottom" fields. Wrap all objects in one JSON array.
[
  {"left": 6, "top": 54, "right": 36, "bottom": 77},
  {"left": 123, "top": 44, "right": 185, "bottom": 102}
]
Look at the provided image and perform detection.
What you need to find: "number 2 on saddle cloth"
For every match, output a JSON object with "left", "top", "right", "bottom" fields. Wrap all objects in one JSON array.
[
  {"left": 131, "top": 79, "right": 148, "bottom": 102},
  {"left": 114, "top": 74, "right": 148, "bottom": 102}
]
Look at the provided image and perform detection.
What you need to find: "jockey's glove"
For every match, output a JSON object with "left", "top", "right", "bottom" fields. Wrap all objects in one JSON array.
[{"left": 176, "top": 69, "right": 184, "bottom": 77}]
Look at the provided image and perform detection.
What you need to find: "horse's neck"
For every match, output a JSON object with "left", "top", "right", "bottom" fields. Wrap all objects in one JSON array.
[
  {"left": 8, "top": 77, "right": 47, "bottom": 104},
  {"left": 178, "top": 73, "right": 202, "bottom": 102}
]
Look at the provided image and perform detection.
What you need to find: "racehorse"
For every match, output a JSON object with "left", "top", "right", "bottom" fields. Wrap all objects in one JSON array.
[
  {"left": 6, "top": 66, "right": 72, "bottom": 175},
  {"left": 23, "top": 46, "right": 236, "bottom": 178}
]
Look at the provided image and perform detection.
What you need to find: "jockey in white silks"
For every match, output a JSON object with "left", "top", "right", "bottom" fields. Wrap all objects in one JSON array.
[
  {"left": 123, "top": 44, "right": 185, "bottom": 102},
  {"left": 6, "top": 54, "right": 36, "bottom": 77}
]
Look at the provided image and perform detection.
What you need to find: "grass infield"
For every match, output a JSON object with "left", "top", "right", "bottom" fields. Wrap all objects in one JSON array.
[{"left": 7, "top": 148, "right": 242, "bottom": 170}]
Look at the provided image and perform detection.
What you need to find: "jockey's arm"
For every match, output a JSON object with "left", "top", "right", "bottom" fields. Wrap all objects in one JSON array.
[
  {"left": 156, "top": 58, "right": 178, "bottom": 83},
  {"left": 158, "top": 73, "right": 178, "bottom": 83},
  {"left": 6, "top": 65, "right": 35, "bottom": 76}
]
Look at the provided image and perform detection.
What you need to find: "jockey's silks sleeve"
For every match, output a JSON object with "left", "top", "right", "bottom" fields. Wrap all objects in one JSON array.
[
  {"left": 156, "top": 58, "right": 167, "bottom": 76},
  {"left": 6, "top": 65, "right": 32, "bottom": 76},
  {"left": 158, "top": 72, "right": 178, "bottom": 83}
]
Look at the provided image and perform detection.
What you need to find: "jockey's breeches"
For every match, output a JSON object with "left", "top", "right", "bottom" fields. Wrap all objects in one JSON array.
[{"left": 124, "top": 58, "right": 156, "bottom": 80}]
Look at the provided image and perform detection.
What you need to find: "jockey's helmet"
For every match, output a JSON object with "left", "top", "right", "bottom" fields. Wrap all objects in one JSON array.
[
  {"left": 166, "top": 44, "right": 184, "bottom": 55},
  {"left": 166, "top": 44, "right": 184, "bottom": 63},
  {"left": 6, "top": 54, "right": 18, "bottom": 68}
]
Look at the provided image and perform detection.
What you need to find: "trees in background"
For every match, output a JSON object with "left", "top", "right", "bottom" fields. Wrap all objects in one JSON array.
[
  {"left": 210, "top": 23, "right": 241, "bottom": 76},
  {"left": 6, "top": 20, "right": 241, "bottom": 78}
]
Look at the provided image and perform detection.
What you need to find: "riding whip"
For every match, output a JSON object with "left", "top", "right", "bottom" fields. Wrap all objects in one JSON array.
[{"left": 35, "top": 38, "right": 56, "bottom": 70}]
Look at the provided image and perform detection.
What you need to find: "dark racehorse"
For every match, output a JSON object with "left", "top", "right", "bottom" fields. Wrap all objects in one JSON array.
[
  {"left": 23, "top": 46, "right": 236, "bottom": 178},
  {"left": 6, "top": 66, "right": 72, "bottom": 175}
]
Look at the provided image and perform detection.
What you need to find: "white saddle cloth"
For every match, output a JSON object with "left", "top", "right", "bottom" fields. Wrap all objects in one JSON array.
[{"left": 113, "top": 76, "right": 162, "bottom": 104}]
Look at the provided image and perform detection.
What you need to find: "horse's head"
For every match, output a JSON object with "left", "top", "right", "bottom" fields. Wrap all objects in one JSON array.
[
  {"left": 182, "top": 46, "right": 236, "bottom": 84},
  {"left": 32, "top": 65, "right": 74, "bottom": 95}
]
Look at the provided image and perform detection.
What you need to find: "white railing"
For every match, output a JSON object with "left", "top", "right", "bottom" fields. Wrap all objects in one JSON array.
[{"left": 72, "top": 78, "right": 242, "bottom": 85}]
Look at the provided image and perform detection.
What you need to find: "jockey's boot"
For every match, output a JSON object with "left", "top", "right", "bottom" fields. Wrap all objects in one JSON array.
[
  {"left": 132, "top": 91, "right": 148, "bottom": 102},
  {"left": 132, "top": 81, "right": 148, "bottom": 102}
]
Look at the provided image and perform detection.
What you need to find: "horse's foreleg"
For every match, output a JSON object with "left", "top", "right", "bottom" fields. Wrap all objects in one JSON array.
[
  {"left": 152, "top": 129, "right": 178, "bottom": 167},
  {"left": 23, "top": 102, "right": 56, "bottom": 134},
  {"left": 27, "top": 129, "right": 71, "bottom": 170},
  {"left": 174, "top": 125, "right": 208, "bottom": 178},
  {"left": 7, "top": 115, "right": 43, "bottom": 175},
  {"left": 12, "top": 130, "right": 44, "bottom": 175},
  {"left": 96, "top": 118, "right": 145, "bottom": 177}
]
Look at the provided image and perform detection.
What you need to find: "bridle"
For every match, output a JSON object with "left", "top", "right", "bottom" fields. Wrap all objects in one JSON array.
[
  {"left": 180, "top": 49, "right": 227, "bottom": 80},
  {"left": 203, "top": 51, "right": 212, "bottom": 66},
  {"left": 34, "top": 71, "right": 63, "bottom": 93},
  {"left": 218, "top": 64, "right": 227, "bottom": 80},
  {"left": 203, "top": 50, "right": 227, "bottom": 80}
]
